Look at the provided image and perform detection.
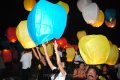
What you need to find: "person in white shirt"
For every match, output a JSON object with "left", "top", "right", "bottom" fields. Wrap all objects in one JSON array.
[
  {"left": 20, "top": 49, "right": 32, "bottom": 80},
  {"left": 42, "top": 41, "right": 67, "bottom": 80}
]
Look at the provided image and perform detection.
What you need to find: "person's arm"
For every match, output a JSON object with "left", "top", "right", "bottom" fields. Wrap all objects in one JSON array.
[
  {"left": 54, "top": 41, "right": 66, "bottom": 75},
  {"left": 32, "top": 48, "right": 39, "bottom": 60},
  {"left": 36, "top": 47, "right": 46, "bottom": 66},
  {"left": 42, "top": 43, "right": 55, "bottom": 70}
]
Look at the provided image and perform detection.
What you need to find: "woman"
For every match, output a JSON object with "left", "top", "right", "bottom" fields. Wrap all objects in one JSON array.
[
  {"left": 42, "top": 41, "right": 67, "bottom": 80},
  {"left": 73, "top": 62, "right": 86, "bottom": 80}
]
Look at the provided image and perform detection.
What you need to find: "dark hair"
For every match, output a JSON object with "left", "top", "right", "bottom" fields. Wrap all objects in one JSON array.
[{"left": 87, "top": 66, "right": 99, "bottom": 75}]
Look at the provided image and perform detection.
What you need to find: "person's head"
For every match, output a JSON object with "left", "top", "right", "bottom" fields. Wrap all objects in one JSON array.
[
  {"left": 86, "top": 66, "right": 98, "bottom": 80},
  {"left": 79, "top": 62, "right": 86, "bottom": 70}
]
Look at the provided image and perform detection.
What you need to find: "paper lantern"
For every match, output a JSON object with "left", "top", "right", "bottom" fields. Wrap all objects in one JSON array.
[
  {"left": 27, "top": 0, "right": 67, "bottom": 45},
  {"left": 78, "top": 35, "right": 110, "bottom": 65},
  {"left": 66, "top": 47, "right": 75, "bottom": 62},
  {"left": 57, "top": 1, "right": 69, "bottom": 13},
  {"left": 105, "top": 19, "right": 116, "bottom": 28},
  {"left": 55, "top": 37, "right": 68, "bottom": 48},
  {"left": 77, "top": 30, "right": 87, "bottom": 40},
  {"left": 16, "top": 20, "right": 36, "bottom": 49},
  {"left": 91, "top": 10, "right": 104, "bottom": 27},
  {"left": 105, "top": 9, "right": 116, "bottom": 22},
  {"left": 6, "top": 27, "right": 17, "bottom": 43},
  {"left": 62, "top": 43, "right": 72, "bottom": 49},
  {"left": 82, "top": 3, "right": 99, "bottom": 24},
  {"left": 72, "top": 45, "right": 79, "bottom": 51},
  {"left": 2, "top": 49, "right": 12, "bottom": 63},
  {"left": 77, "top": 0, "right": 92, "bottom": 12},
  {"left": 40, "top": 42, "right": 53, "bottom": 57},
  {"left": 23, "top": 0, "right": 36, "bottom": 11},
  {"left": 106, "top": 44, "right": 119, "bottom": 65}
]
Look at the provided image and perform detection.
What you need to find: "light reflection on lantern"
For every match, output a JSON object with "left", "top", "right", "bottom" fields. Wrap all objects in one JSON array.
[
  {"left": 78, "top": 35, "right": 110, "bottom": 65},
  {"left": 57, "top": 1, "right": 69, "bottom": 13},
  {"left": 106, "top": 44, "right": 119, "bottom": 65},
  {"left": 6, "top": 27, "right": 17, "bottom": 43},
  {"left": 77, "top": 30, "right": 87, "bottom": 40},
  {"left": 2, "top": 49, "right": 12, "bottom": 63},
  {"left": 23, "top": 0, "right": 36, "bottom": 11},
  {"left": 16, "top": 20, "right": 36, "bottom": 49},
  {"left": 66, "top": 47, "right": 75, "bottom": 62}
]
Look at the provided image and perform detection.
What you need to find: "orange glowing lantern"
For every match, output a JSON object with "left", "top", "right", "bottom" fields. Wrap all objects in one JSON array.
[
  {"left": 55, "top": 37, "right": 68, "bottom": 48},
  {"left": 23, "top": 0, "right": 36, "bottom": 11},
  {"left": 2, "top": 49, "right": 12, "bottom": 63},
  {"left": 105, "top": 19, "right": 116, "bottom": 28},
  {"left": 6, "top": 27, "right": 17, "bottom": 43}
]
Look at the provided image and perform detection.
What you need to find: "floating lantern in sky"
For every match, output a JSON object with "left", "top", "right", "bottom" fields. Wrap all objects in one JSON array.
[
  {"left": 106, "top": 44, "right": 119, "bottom": 65},
  {"left": 77, "top": 30, "right": 87, "bottom": 40},
  {"left": 16, "top": 20, "right": 36, "bottom": 49},
  {"left": 2, "top": 49, "right": 12, "bottom": 63},
  {"left": 27, "top": 0, "right": 67, "bottom": 45},
  {"left": 91, "top": 10, "right": 104, "bottom": 27},
  {"left": 105, "top": 9, "right": 116, "bottom": 22},
  {"left": 23, "top": 0, "right": 36, "bottom": 11},
  {"left": 82, "top": 3, "right": 99, "bottom": 24},
  {"left": 78, "top": 35, "right": 110, "bottom": 65},
  {"left": 105, "top": 19, "right": 116, "bottom": 28},
  {"left": 57, "top": 1, "right": 69, "bottom": 13},
  {"left": 6, "top": 27, "right": 17, "bottom": 43},
  {"left": 77, "top": 0, "right": 92, "bottom": 12},
  {"left": 66, "top": 47, "right": 75, "bottom": 62}
]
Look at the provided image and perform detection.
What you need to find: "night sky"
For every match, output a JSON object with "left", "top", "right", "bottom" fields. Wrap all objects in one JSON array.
[{"left": 0, "top": 0, "right": 120, "bottom": 48}]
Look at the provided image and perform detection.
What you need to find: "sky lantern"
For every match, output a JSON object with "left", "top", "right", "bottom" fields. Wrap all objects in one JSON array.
[
  {"left": 16, "top": 20, "right": 36, "bottom": 49},
  {"left": 40, "top": 42, "right": 53, "bottom": 57},
  {"left": 105, "top": 19, "right": 116, "bottom": 28},
  {"left": 78, "top": 35, "right": 110, "bottom": 65},
  {"left": 27, "top": 0, "right": 67, "bottom": 45},
  {"left": 66, "top": 47, "right": 75, "bottom": 62},
  {"left": 90, "top": 10, "right": 104, "bottom": 27},
  {"left": 23, "top": 0, "right": 36, "bottom": 11},
  {"left": 77, "top": 0, "right": 92, "bottom": 12},
  {"left": 6, "top": 27, "right": 17, "bottom": 43},
  {"left": 2, "top": 49, "right": 12, "bottom": 63},
  {"left": 82, "top": 3, "right": 99, "bottom": 24},
  {"left": 77, "top": 30, "right": 87, "bottom": 40},
  {"left": 55, "top": 37, "right": 68, "bottom": 48},
  {"left": 106, "top": 44, "right": 119, "bottom": 65},
  {"left": 105, "top": 9, "right": 116, "bottom": 28},
  {"left": 57, "top": 1, "right": 69, "bottom": 14},
  {"left": 105, "top": 9, "right": 116, "bottom": 22}
]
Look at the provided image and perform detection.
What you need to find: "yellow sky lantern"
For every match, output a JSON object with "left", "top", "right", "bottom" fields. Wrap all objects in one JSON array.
[
  {"left": 23, "top": 0, "right": 36, "bottom": 11},
  {"left": 78, "top": 35, "right": 110, "bottom": 65},
  {"left": 40, "top": 42, "right": 53, "bottom": 57},
  {"left": 91, "top": 10, "right": 104, "bottom": 27},
  {"left": 66, "top": 47, "right": 75, "bottom": 62},
  {"left": 16, "top": 20, "right": 36, "bottom": 49},
  {"left": 57, "top": 1, "right": 69, "bottom": 14},
  {"left": 106, "top": 44, "right": 119, "bottom": 65},
  {"left": 77, "top": 30, "right": 87, "bottom": 40}
]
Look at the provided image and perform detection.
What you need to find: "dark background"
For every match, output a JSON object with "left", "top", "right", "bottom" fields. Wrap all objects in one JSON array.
[{"left": 0, "top": 0, "right": 120, "bottom": 48}]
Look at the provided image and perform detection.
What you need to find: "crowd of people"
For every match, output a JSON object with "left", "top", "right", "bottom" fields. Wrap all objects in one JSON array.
[{"left": 0, "top": 41, "right": 120, "bottom": 80}]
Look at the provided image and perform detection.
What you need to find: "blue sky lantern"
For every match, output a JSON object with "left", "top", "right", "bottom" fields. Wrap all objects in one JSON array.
[
  {"left": 105, "top": 9, "right": 116, "bottom": 22},
  {"left": 27, "top": 0, "right": 67, "bottom": 45}
]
